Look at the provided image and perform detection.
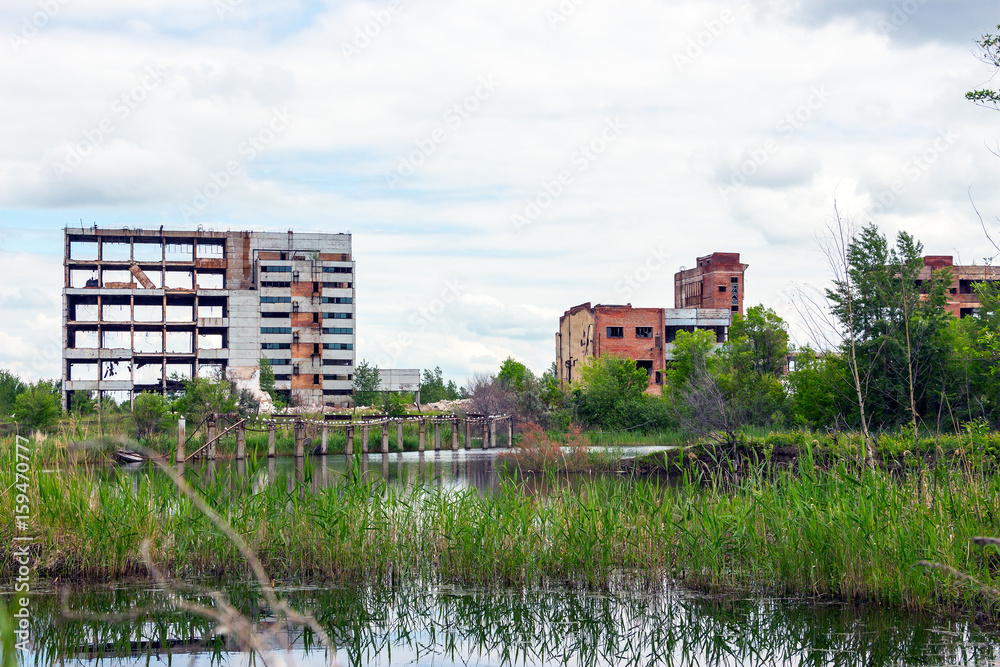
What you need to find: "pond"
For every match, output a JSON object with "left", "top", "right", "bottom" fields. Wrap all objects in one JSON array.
[{"left": 8, "top": 582, "right": 999, "bottom": 667}]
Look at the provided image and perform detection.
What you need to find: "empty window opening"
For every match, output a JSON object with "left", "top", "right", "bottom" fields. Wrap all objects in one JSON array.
[
  {"left": 133, "top": 242, "right": 162, "bottom": 262},
  {"left": 102, "top": 269, "right": 133, "bottom": 287},
  {"left": 165, "top": 331, "right": 193, "bottom": 353},
  {"left": 198, "top": 333, "right": 224, "bottom": 350},
  {"left": 197, "top": 272, "right": 224, "bottom": 289},
  {"left": 70, "top": 269, "right": 99, "bottom": 288},
  {"left": 165, "top": 243, "right": 193, "bottom": 262},
  {"left": 635, "top": 327, "right": 653, "bottom": 339},
  {"left": 197, "top": 241, "right": 224, "bottom": 259},
  {"left": 134, "top": 331, "right": 163, "bottom": 353},
  {"left": 102, "top": 330, "right": 130, "bottom": 349},
  {"left": 166, "top": 363, "right": 193, "bottom": 380},
  {"left": 198, "top": 304, "right": 224, "bottom": 319},
  {"left": 636, "top": 360, "right": 653, "bottom": 376},
  {"left": 69, "top": 363, "right": 98, "bottom": 381},
  {"left": 73, "top": 330, "right": 99, "bottom": 348},
  {"left": 102, "top": 241, "right": 130, "bottom": 262},
  {"left": 69, "top": 240, "right": 98, "bottom": 260},
  {"left": 718, "top": 285, "right": 726, "bottom": 292},
  {"left": 101, "top": 360, "right": 131, "bottom": 380},
  {"left": 166, "top": 304, "right": 194, "bottom": 322},
  {"left": 606, "top": 326, "right": 623, "bottom": 338},
  {"left": 133, "top": 362, "right": 164, "bottom": 385},
  {"left": 197, "top": 364, "right": 224, "bottom": 379},
  {"left": 164, "top": 271, "right": 194, "bottom": 290},
  {"left": 73, "top": 302, "right": 99, "bottom": 322}
]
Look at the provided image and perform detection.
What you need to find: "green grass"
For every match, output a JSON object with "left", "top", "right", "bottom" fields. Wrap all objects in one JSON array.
[{"left": 5, "top": 435, "right": 1000, "bottom": 619}]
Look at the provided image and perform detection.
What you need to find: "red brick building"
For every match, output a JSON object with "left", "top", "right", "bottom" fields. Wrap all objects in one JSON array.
[
  {"left": 674, "top": 252, "right": 749, "bottom": 316},
  {"left": 919, "top": 256, "right": 1000, "bottom": 318}
]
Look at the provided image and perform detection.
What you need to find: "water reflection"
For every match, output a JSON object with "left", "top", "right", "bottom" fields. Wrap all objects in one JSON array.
[{"left": 13, "top": 584, "right": 1000, "bottom": 667}]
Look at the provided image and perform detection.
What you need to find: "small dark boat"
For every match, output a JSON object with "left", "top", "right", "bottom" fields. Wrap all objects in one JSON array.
[{"left": 115, "top": 449, "right": 146, "bottom": 465}]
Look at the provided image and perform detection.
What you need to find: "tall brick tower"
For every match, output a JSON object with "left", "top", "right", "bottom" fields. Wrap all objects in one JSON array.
[{"left": 673, "top": 252, "right": 748, "bottom": 316}]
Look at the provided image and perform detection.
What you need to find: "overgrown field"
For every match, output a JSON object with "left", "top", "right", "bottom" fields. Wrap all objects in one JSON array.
[{"left": 4, "top": 437, "right": 1000, "bottom": 620}]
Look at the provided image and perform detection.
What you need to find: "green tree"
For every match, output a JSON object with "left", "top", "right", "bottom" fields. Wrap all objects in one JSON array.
[
  {"left": 967, "top": 25, "right": 1000, "bottom": 109},
  {"left": 13, "top": 381, "right": 61, "bottom": 431},
  {"left": 420, "top": 366, "right": 449, "bottom": 403},
  {"left": 258, "top": 358, "right": 285, "bottom": 408},
  {"left": 575, "top": 355, "right": 664, "bottom": 430},
  {"left": 0, "top": 369, "right": 26, "bottom": 418},
  {"left": 70, "top": 390, "right": 97, "bottom": 415},
  {"left": 132, "top": 391, "right": 170, "bottom": 440},
  {"left": 717, "top": 305, "right": 791, "bottom": 426},
  {"left": 665, "top": 329, "right": 719, "bottom": 391},
  {"left": 172, "top": 376, "right": 238, "bottom": 426},
  {"left": 353, "top": 360, "right": 381, "bottom": 407},
  {"left": 497, "top": 357, "right": 532, "bottom": 392}
]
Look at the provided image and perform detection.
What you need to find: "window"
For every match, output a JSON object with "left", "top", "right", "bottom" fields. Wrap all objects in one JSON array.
[
  {"left": 323, "top": 312, "right": 352, "bottom": 319},
  {"left": 261, "top": 265, "right": 292, "bottom": 273},
  {"left": 322, "top": 297, "right": 353, "bottom": 304},
  {"left": 260, "top": 280, "right": 291, "bottom": 287},
  {"left": 197, "top": 273, "right": 224, "bottom": 289},
  {"left": 323, "top": 327, "right": 353, "bottom": 335},
  {"left": 266, "top": 358, "right": 291, "bottom": 365},
  {"left": 635, "top": 327, "right": 653, "bottom": 339},
  {"left": 322, "top": 266, "right": 352, "bottom": 274},
  {"left": 261, "top": 343, "right": 291, "bottom": 350},
  {"left": 606, "top": 326, "right": 623, "bottom": 338},
  {"left": 261, "top": 327, "right": 292, "bottom": 334},
  {"left": 261, "top": 312, "right": 290, "bottom": 319},
  {"left": 718, "top": 285, "right": 726, "bottom": 292},
  {"left": 323, "top": 343, "right": 353, "bottom": 350},
  {"left": 323, "top": 359, "right": 352, "bottom": 366},
  {"left": 260, "top": 296, "right": 292, "bottom": 303}
]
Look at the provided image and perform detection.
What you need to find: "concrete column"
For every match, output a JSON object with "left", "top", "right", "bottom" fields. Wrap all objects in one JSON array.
[
  {"left": 434, "top": 421, "right": 441, "bottom": 451},
  {"left": 345, "top": 425, "right": 354, "bottom": 456},
  {"left": 361, "top": 424, "right": 369, "bottom": 453},
  {"left": 321, "top": 425, "right": 329, "bottom": 455},
  {"left": 235, "top": 422, "right": 246, "bottom": 460},
  {"left": 451, "top": 419, "right": 459, "bottom": 451},
  {"left": 507, "top": 418, "right": 514, "bottom": 448},
  {"left": 464, "top": 419, "right": 471, "bottom": 450},
  {"left": 267, "top": 422, "right": 276, "bottom": 458},
  {"left": 418, "top": 419, "right": 426, "bottom": 452},
  {"left": 176, "top": 417, "right": 185, "bottom": 464},
  {"left": 381, "top": 423, "right": 389, "bottom": 454},
  {"left": 482, "top": 420, "right": 489, "bottom": 450},
  {"left": 397, "top": 421, "right": 404, "bottom": 451},
  {"left": 207, "top": 418, "right": 217, "bottom": 460},
  {"left": 294, "top": 420, "right": 304, "bottom": 458},
  {"left": 490, "top": 418, "right": 498, "bottom": 449}
]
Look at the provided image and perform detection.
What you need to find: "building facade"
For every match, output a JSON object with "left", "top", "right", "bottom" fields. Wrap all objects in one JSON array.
[
  {"left": 920, "top": 255, "right": 1000, "bottom": 318},
  {"left": 556, "top": 303, "right": 732, "bottom": 392},
  {"left": 61, "top": 227, "right": 355, "bottom": 409},
  {"left": 674, "top": 252, "right": 748, "bottom": 316}
]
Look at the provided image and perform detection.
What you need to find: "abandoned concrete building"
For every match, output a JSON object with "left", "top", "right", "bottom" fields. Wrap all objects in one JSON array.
[
  {"left": 61, "top": 227, "right": 356, "bottom": 409},
  {"left": 920, "top": 255, "right": 1000, "bottom": 318},
  {"left": 556, "top": 252, "right": 747, "bottom": 392}
]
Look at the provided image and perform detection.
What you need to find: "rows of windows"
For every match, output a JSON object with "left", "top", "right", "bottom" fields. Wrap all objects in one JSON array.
[
  {"left": 606, "top": 326, "right": 653, "bottom": 339},
  {"left": 321, "top": 297, "right": 353, "bottom": 304},
  {"left": 322, "top": 359, "right": 352, "bottom": 366},
  {"left": 321, "top": 267, "right": 352, "bottom": 274},
  {"left": 261, "top": 265, "right": 292, "bottom": 273},
  {"left": 260, "top": 280, "right": 291, "bottom": 287},
  {"left": 323, "top": 312, "right": 352, "bottom": 319},
  {"left": 261, "top": 312, "right": 290, "bottom": 319},
  {"left": 323, "top": 343, "right": 353, "bottom": 350},
  {"left": 323, "top": 374, "right": 353, "bottom": 381},
  {"left": 261, "top": 343, "right": 291, "bottom": 350},
  {"left": 264, "top": 358, "right": 291, "bottom": 365},
  {"left": 260, "top": 296, "right": 292, "bottom": 303},
  {"left": 261, "top": 327, "right": 292, "bottom": 334},
  {"left": 322, "top": 327, "right": 353, "bottom": 335}
]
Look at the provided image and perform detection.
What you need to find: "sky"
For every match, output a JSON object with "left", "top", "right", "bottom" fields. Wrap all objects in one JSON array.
[{"left": 1, "top": 0, "right": 999, "bottom": 386}]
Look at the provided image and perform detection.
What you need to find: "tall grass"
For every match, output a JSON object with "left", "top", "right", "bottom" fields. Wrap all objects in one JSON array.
[{"left": 3, "top": 439, "right": 1000, "bottom": 618}]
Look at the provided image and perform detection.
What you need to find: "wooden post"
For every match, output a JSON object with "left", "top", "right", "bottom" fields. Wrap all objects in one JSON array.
[
  {"left": 464, "top": 419, "right": 471, "bottom": 450},
  {"left": 397, "top": 421, "right": 404, "bottom": 451},
  {"left": 175, "top": 417, "right": 185, "bottom": 464},
  {"left": 345, "top": 425, "right": 354, "bottom": 456},
  {"left": 294, "top": 420, "right": 304, "bottom": 458},
  {"left": 321, "top": 424, "right": 329, "bottom": 455},
  {"left": 507, "top": 418, "right": 514, "bottom": 448},
  {"left": 207, "top": 417, "right": 217, "bottom": 460},
  {"left": 235, "top": 422, "right": 246, "bottom": 460},
  {"left": 418, "top": 419, "right": 426, "bottom": 452},
  {"left": 361, "top": 423, "right": 369, "bottom": 453},
  {"left": 381, "top": 423, "right": 389, "bottom": 454},
  {"left": 434, "top": 421, "right": 441, "bottom": 451},
  {"left": 267, "top": 422, "right": 276, "bottom": 458},
  {"left": 451, "top": 419, "right": 459, "bottom": 451}
]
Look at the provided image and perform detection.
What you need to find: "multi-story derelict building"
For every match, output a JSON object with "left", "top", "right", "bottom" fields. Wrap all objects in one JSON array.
[{"left": 61, "top": 227, "right": 355, "bottom": 409}]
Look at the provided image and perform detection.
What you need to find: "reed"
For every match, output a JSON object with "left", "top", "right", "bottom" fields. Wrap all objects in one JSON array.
[{"left": 4, "top": 440, "right": 1000, "bottom": 618}]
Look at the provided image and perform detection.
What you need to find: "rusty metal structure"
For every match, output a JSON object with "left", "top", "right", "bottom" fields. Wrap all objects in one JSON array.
[{"left": 61, "top": 227, "right": 355, "bottom": 409}]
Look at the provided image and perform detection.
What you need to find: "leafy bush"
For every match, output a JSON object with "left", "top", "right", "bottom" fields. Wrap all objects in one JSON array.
[
  {"left": 132, "top": 392, "right": 170, "bottom": 440},
  {"left": 13, "top": 382, "right": 61, "bottom": 431}
]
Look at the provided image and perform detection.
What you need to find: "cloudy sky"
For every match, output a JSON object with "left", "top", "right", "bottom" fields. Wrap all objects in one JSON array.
[{"left": 1, "top": 0, "right": 999, "bottom": 385}]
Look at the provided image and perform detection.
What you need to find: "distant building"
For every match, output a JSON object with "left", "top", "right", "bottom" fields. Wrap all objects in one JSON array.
[
  {"left": 674, "top": 252, "right": 748, "bottom": 316},
  {"left": 61, "top": 227, "right": 355, "bottom": 410},
  {"left": 919, "top": 256, "right": 1000, "bottom": 318}
]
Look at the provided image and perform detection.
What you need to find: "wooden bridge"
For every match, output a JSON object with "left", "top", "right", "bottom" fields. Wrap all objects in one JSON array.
[{"left": 175, "top": 413, "right": 514, "bottom": 463}]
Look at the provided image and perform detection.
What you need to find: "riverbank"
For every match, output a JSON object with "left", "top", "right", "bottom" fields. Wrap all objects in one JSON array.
[{"left": 4, "top": 440, "right": 1000, "bottom": 622}]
